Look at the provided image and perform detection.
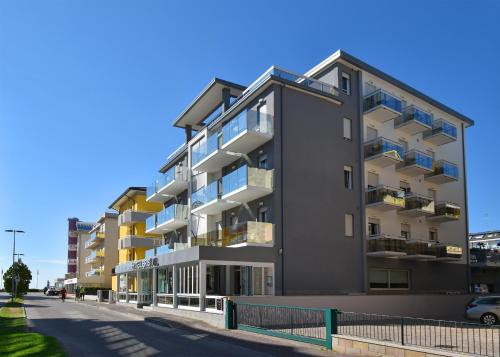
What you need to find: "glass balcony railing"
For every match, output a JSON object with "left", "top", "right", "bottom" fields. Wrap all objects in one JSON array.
[
  {"left": 221, "top": 109, "right": 273, "bottom": 146},
  {"left": 367, "top": 236, "right": 406, "bottom": 254},
  {"left": 192, "top": 180, "right": 219, "bottom": 209},
  {"left": 85, "top": 232, "right": 105, "bottom": 248},
  {"left": 192, "top": 132, "right": 219, "bottom": 167},
  {"left": 245, "top": 66, "right": 338, "bottom": 97},
  {"left": 394, "top": 105, "right": 433, "bottom": 129},
  {"left": 191, "top": 221, "right": 274, "bottom": 248},
  {"left": 364, "top": 137, "right": 404, "bottom": 161},
  {"left": 222, "top": 165, "right": 273, "bottom": 196},
  {"left": 363, "top": 89, "right": 402, "bottom": 114},
  {"left": 146, "top": 214, "right": 156, "bottom": 232},
  {"left": 158, "top": 204, "right": 188, "bottom": 225},
  {"left": 429, "top": 160, "right": 459, "bottom": 179},
  {"left": 470, "top": 249, "right": 500, "bottom": 266},
  {"left": 432, "top": 202, "right": 461, "bottom": 219},
  {"left": 366, "top": 185, "right": 406, "bottom": 207},
  {"left": 435, "top": 244, "right": 462, "bottom": 259},
  {"left": 401, "top": 193, "right": 435, "bottom": 214},
  {"left": 405, "top": 240, "right": 436, "bottom": 256},
  {"left": 147, "top": 166, "right": 187, "bottom": 198},
  {"left": 423, "top": 119, "right": 457, "bottom": 140},
  {"left": 397, "top": 150, "right": 433, "bottom": 170}
]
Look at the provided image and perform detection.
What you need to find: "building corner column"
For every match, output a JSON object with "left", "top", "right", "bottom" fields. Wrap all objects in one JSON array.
[{"left": 125, "top": 273, "right": 129, "bottom": 303}]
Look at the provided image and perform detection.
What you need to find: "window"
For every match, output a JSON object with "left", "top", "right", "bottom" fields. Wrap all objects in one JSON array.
[
  {"left": 367, "top": 172, "right": 379, "bottom": 189},
  {"left": 258, "top": 207, "right": 268, "bottom": 222},
  {"left": 345, "top": 214, "right": 354, "bottom": 237},
  {"left": 341, "top": 72, "right": 351, "bottom": 94},
  {"left": 230, "top": 215, "right": 238, "bottom": 226},
  {"left": 401, "top": 223, "right": 411, "bottom": 239},
  {"left": 258, "top": 154, "right": 268, "bottom": 169},
  {"left": 366, "top": 126, "right": 378, "bottom": 141},
  {"left": 343, "top": 118, "right": 352, "bottom": 140},
  {"left": 368, "top": 218, "right": 380, "bottom": 237},
  {"left": 429, "top": 228, "right": 438, "bottom": 242},
  {"left": 369, "top": 269, "right": 409, "bottom": 289},
  {"left": 344, "top": 165, "right": 353, "bottom": 190}
]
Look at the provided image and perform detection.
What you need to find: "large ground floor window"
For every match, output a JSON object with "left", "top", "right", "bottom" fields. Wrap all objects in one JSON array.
[{"left": 369, "top": 269, "right": 409, "bottom": 290}]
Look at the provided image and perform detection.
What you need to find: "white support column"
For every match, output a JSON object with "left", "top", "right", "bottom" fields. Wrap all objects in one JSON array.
[
  {"left": 125, "top": 273, "right": 129, "bottom": 303},
  {"left": 173, "top": 264, "right": 178, "bottom": 308},
  {"left": 116, "top": 273, "right": 120, "bottom": 296},
  {"left": 199, "top": 261, "right": 206, "bottom": 311},
  {"left": 152, "top": 268, "right": 157, "bottom": 306},
  {"left": 137, "top": 271, "right": 142, "bottom": 304}
]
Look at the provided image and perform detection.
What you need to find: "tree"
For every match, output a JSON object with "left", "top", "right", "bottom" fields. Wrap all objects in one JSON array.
[{"left": 3, "top": 261, "right": 32, "bottom": 297}]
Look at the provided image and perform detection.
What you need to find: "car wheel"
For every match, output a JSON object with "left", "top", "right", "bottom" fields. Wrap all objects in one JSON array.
[{"left": 480, "top": 313, "right": 498, "bottom": 326}]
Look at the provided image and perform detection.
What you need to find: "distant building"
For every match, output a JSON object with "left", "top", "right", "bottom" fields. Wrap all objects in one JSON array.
[
  {"left": 64, "top": 218, "right": 94, "bottom": 292},
  {"left": 469, "top": 231, "right": 500, "bottom": 293}
]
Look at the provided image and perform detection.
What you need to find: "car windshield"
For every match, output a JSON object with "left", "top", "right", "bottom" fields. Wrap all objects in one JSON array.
[{"left": 477, "top": 298, "right": 500, "bottom": 305}]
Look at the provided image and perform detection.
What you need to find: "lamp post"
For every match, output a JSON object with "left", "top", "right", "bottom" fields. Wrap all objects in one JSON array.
[{"left": 5, "top": 229, "right": 25, "bottom": 265}]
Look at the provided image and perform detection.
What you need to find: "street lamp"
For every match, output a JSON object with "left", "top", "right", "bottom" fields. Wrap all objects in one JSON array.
[
  {"left": 5, "top": 229, "right": 25, "bottom": 265},
  {"left": 14, "top": 253, "right": 24, "bottom": 263}
]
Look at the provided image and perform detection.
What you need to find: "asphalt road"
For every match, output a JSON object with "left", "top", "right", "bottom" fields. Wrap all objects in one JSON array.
[{"left": 21, "top": 293, "right": 342, "bottom": 357}]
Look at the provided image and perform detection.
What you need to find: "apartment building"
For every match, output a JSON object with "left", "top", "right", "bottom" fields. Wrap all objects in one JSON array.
[
  {"left": 64, "top": 218, "right": 94, "bottom": 291},
  {"left": 113, "top": 50, "right": 473, "bottom": 311},
  {"left": 83, "top": 212, "right": 119, "bottom": 289},
  {"left": 469, "top": 231, "right": 500, "bottom": 293},
  {"left": 109, "top": 187, "right": 164, "bottom": 297}
]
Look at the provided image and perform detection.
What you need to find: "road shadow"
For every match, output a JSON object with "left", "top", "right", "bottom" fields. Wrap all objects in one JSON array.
[{"left": 24, "top": 294, "right": 329, "bottom": 357}]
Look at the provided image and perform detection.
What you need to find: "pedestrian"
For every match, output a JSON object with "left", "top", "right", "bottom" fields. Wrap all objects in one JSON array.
[
  {"left": 75, "top": 286, "right": 80, "bottom": 302},
  {"left": 60, "top": 287, "right": 66, "bottom": 302},
  {"left": 80, "top": 286, "right": 85, "bottom": 301}
]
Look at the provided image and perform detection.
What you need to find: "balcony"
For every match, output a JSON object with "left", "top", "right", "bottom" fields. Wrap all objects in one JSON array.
[
  {"left": 396, "top": 150, "right": 433, "bottom": 176},
  {"left": 118, "top": 210, "right": 152, "bottom": 226},
  {"left": 400, "top": 240, "right": 436, "bottom": 260},
  {"left": 145, "top": 204, "right": 189, "bottom": 234},
  {"left": 364, "top": 137, "right": 404, "bottom": 167},
  {"left": 85, "top": 249, "right": 104, "bottom": 264},
  {"left": 68, "top": 244, "right": 77, "bottom": 251},
  {"left": 118, "top": 235, "right": 162, "bottom": 250},
  {"left": 191, "top": 132, "right": 237, "bottom": 173},
  {"left": 365, "top": 185, "right": 405, "bottom": 211},
  {"left": 367, "top": 235, "right": 407, "bottom": 258},
  {"left": 67, "top": 258, "right": 77, "bottom": 265},
  {"left": 85, "top": 232, "right": 105, "bottom": 249},
  {"left": 221, "top": 165, "right": 273, "bottom": 204},
  {"left": 363, "top": 89, "right": 402, "bottom": 123},
  {"left": 191, "top": 166, "right": 273, "bottom": 215},
  {"left": 423, "top": 119, "right": 457, "bottom": 146},
  {"left": 191, "top": 221, "right": 274, "bottom": 248},
  {"left": 146, "top": 165, "right": 188, "bottom": 203},
  {"left": 427, "top": 202, "right": 461, "bottom": 222},
  {"left": 398, "top": 193, "right": 435, "bottom": 217},
  {"left": 220, "top": 109, "right": 273, "bottom": 154},
  {"left": 425, "top": 160, "right": 459, "bottom": 184},
  {"left": 394, "top": 105, "right": 433, "bottom": 135},
  {"left": 434, "top": 244, "right": 463, "bottom": 261},
  {"left": 86, "top": 267, "right": 103, "bottom": 277}
]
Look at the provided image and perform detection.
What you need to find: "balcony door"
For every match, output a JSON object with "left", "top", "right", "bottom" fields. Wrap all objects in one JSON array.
[
  {"left": 366, "top": 127, "right": 378, "bottom": 141},
  {"left": 367, "top": 172, "right": 379, "bottom": 189}
]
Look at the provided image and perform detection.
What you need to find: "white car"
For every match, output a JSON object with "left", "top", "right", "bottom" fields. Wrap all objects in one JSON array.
[{"left": 465, "top": 296, "right": 500, "bottom": 325}]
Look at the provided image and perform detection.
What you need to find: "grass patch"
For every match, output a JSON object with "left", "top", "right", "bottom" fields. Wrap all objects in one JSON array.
[{"left": 0, "top": 298, "right": 66, "bottom": 357}]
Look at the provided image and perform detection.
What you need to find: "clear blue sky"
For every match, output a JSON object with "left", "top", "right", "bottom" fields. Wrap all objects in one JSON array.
[{"left": 1, "top": 1, "right": 499, "bottom": 287}]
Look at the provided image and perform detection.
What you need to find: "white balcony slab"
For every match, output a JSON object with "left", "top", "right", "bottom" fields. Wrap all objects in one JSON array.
[
  {"left": 394, "top": 120, "right": 431, "bottom": 135},
  {"left": 364, "top": 105, "right": 401, "bottom": 123},
  {"left": 192, "top": 150, "right": 239, "bottom": 173},
  {"left": 365, "top": 153, "right": 403, "bottom": 168},
  {"left": 396, "top": 164, "right": 433, "bottom": 177},
  {"left": 424, "top": 173, "right": 458, "bottom": 184},
  {"left": 221, "top": 130, "right": 273, "bottom": 155}
]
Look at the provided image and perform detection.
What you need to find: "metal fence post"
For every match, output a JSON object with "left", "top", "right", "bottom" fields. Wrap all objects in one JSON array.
[
  {"left": 325, "top": 309, "right": 333, "bottom": 350},
  {"left": 400, "top": 317, "right": 405, "bottom": 346}
]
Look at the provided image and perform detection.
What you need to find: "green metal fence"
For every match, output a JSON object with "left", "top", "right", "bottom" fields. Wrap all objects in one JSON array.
[{"left": 226, "top": 301, "right": 336, "bottom": 349}]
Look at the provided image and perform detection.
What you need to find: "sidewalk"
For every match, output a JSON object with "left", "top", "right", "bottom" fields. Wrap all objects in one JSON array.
[{"left": 72, "top": 299, "right": 337, "bottom": 356}]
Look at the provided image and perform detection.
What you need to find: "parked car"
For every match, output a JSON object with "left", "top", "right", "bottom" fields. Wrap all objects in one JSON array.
[
  {"left": 46, "top": 287, "right": 59, "bottom": 296},
  {"left": 465, "top": 296, "right": 500, "bottom": 325}
]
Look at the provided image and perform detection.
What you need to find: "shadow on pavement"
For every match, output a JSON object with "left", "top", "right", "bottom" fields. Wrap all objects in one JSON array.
[{"left": 24, "top": 294, "right": 328, "bottom": 357}]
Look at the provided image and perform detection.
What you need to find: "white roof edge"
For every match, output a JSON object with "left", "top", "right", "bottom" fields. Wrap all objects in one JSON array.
[{"left": 303, "top": 50, "right": 342, "bottom": 77}]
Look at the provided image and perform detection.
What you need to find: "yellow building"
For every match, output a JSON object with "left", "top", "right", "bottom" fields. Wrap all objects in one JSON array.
[{"left": 109, "top": 187, "right": 163, "bottom": 293}]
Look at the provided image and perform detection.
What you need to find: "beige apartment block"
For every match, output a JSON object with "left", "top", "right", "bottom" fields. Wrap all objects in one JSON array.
[{"left": 79, "top": 212, "right": 119, "bottom": 288}]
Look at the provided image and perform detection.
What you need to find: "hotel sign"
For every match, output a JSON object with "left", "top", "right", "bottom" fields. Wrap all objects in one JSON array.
[{"left": 132, "top": 257, "right": 159, "bottom": 270}]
